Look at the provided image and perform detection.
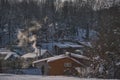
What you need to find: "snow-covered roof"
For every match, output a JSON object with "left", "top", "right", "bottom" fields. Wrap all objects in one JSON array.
[
  {"left": 55, "top": 43, "right": 68, "bottom": 48},
  {"left": 33, "top": 53, "right": 89, "bottom": 65},
  {"left": 80, "top": 42, "right": 93, "bottom": 48},
  {"left": 70, "top": 53, "right": 90, "bottom": 60},
  {"left": 0, "top": 48, "right": 11, "bottom": 52},
  {"left": 33, "top": 55, "right": 67, "bottom": 63},
  {"left": 4, "top": 52, "right": 19, "bottom": 60},
  {"left": 33, "top": 55, "right": 85, "bottom": 66},
  {"left": 0, "top": 51, "right": 20, "bottom": 60},
  {"left": 69, "top": 45, "right": 83, "bottom": 48},
  {"left": 21, "top": 49, "right": 49, "bottom": 59},
  {"left": 116, "top": 62, "right": 120, "bottom": 66},
  {"left": 22, "top": 53, "right": 38, "bottom": 59},
  {"left": 40, "top": 49, "right": 48, "bottom": 56},
  {"left": 55, "top": 42, "right": 83, "bottom": 48},
  {"left": 75, "top": 49, "right": 84, "bottom": 54},
  {"left": 41, "top": 42, "right": 83, "bottom": 52}
]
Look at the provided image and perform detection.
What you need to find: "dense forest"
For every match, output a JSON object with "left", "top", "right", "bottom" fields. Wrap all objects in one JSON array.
[
  {"left": 0, "top": 0, "right": 120, "bottom": 78},
  {"left": 0, "top": 0, "right": 120, "bottom": 45}
]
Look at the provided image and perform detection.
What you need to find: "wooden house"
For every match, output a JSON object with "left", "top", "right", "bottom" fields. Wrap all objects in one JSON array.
[{"left": 33, "top": 53, "right": 90, "bottom": 76}]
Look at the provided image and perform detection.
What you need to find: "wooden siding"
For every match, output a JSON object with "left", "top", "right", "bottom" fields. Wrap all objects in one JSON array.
[{"left": 48, "top": 57, "right": 82, "bottom": 75}]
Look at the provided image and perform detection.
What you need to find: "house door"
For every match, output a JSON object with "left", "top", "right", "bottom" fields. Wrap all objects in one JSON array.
[{"left": 41, "top": 66, "right": 45, "bottom": 75}]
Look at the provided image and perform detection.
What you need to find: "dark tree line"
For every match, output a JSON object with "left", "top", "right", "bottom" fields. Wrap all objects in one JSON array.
[{"left": 0, "top": 0, "right": 119, "bottom": 47}]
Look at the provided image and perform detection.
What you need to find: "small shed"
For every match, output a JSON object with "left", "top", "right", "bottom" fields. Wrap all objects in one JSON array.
[{"left": 33, "top": 53, "right": 89, "bottom": 76}]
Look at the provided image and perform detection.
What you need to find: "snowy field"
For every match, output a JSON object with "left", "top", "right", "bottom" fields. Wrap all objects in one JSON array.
[{"left": 0, "top": 74, "right": 102, "bottom": 80}]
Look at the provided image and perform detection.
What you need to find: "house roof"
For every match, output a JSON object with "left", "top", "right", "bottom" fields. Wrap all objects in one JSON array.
[
  {"left": 70, "top": 53, "right": 89, "bottom": 60},
  {"left": 33, "top": 55, "right": 67, "bottom": 63},
  {"left": 0, "top": 50, "right": 20, "bottom": 60},
  {"left": 79, "top": 42, "right": 93, "bottom": 48},
  {"left": 40, "top": 49, "right": 49, "bottom": 56},
  {"left": 33, "top": 53, "right": 89, "bottom": 66},
  {"left": 54, "top": 42, "right": 83, "bottom": 48},
  {"left": 116, "top": 62, "right": 120, "bottom": 66},
  {"left": 0, "top": 48, "right": 11, "bottom": 52},
  {"left": 21, "top": 49, "right": 49, "bottom": 59},
  {"left": 21, "top": 53, "right": 38, "bottom": 59}
]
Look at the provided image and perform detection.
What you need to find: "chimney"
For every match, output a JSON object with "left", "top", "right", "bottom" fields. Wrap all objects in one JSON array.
[{"left": 65, "top": 52, "right": 71, "bottom": 57}]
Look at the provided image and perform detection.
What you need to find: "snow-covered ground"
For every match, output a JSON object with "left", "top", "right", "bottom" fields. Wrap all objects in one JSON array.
[{"left": 0, "top": 74, "right": 101, "bottom": 80}]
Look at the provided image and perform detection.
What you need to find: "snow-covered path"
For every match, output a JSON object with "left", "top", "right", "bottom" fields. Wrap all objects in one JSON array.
[{"left": 0, "top": 74, "right": 98, "bottom": 80}]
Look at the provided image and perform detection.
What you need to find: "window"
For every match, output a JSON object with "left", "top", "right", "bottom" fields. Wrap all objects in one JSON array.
[{"left": 64, "top": 63, "right": 72, "bottom": 67}]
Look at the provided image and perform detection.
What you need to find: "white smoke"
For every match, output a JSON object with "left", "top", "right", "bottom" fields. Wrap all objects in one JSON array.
[
  {"left": 29, "top": 35, "right": 37, "bottom": 42},
  {"left": 17, "top": 21, "right": 41, "bottom": 55},
  {"left": 17, "top": 30, "right": 28, "bottom": 47},
  {"left": 30, "top": 35, "right": 39, "bottom": 55}
]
